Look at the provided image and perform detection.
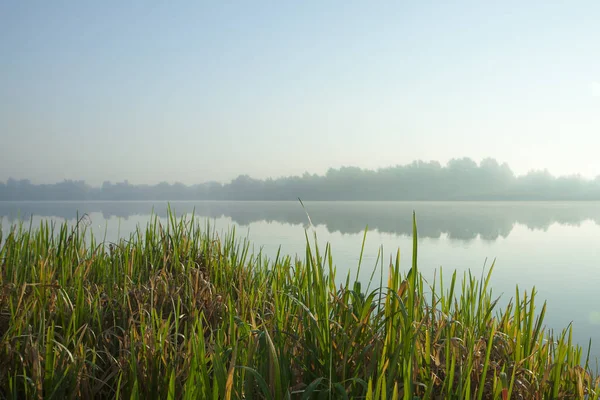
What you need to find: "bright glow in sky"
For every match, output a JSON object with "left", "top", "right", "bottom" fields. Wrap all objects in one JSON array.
[{"left": 1, "top": 1, "right": 599, "bottom": 185}]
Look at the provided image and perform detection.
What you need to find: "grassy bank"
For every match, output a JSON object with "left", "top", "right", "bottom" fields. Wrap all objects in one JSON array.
[{"left": 0, "top": 211, "right": 598, "bottom": 399}]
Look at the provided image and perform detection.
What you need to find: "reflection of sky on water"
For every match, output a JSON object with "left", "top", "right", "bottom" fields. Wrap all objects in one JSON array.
[{"left": 1, "top": 201, "right": 600, "bottom": 361}]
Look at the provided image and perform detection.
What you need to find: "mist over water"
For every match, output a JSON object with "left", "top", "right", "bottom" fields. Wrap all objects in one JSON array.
[{"left": 3, "top": 200, "right": 600, "bottom": 239}]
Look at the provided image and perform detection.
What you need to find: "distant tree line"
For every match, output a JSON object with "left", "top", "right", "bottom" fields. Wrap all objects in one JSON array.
[{"left": 2, "top": 158, "right": 600, "bottom": 201}]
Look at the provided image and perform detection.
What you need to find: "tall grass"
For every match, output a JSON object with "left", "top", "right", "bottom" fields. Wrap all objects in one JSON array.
[{"left": 0, "top": 211, "right": 598, "bottom": 399}]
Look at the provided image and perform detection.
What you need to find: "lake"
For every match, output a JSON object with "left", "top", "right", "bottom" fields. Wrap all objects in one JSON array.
[{"left": 2, "top": 200, "right": 600, "bottom": 361}]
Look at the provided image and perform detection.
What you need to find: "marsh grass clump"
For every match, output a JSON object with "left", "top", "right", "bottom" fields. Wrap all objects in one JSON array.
[{"left": 0, "top": 211, "right": 598, "bottom": 399}]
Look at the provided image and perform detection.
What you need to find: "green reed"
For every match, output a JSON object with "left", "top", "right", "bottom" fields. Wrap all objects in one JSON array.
[{"left": 0, "top": 210, "right": 598, "bottom": 399}]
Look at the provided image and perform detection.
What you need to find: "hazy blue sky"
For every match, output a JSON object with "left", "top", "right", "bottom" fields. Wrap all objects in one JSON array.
[{"left": 1, "top": 1, "right": 599, "bottom": 185}]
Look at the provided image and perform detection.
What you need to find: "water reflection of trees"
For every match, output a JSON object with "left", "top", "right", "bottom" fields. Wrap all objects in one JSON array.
[{"left": 2, "top": 201, "right": 600, "bottom": 241}]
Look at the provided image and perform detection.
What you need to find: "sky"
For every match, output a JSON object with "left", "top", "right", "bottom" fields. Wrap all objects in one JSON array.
[{"left": 1, "top": 1, "right": 599, "bottom": 186}]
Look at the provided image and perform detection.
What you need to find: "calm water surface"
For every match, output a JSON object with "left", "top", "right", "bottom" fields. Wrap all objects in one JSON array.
[{"left": 2, "top": 201, "right": 600, "bottom": 360}]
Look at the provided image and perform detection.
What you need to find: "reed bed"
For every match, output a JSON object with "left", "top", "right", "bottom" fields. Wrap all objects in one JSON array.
[{"left": 0, "top": 210, "right": 598, "bottom": 399}]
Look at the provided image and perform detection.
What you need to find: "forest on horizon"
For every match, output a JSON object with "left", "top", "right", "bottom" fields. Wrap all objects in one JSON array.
[{"left": 2, "top": 158, "right": 600, "bottom": 201}]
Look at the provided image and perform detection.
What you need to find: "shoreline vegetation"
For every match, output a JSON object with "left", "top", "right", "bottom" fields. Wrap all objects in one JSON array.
[
  {"left": 4, "top": 158, "right": 600, "bottom": 201},
  {"left": 0, "top": 211, "right": 598, "bottom": 399}
]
